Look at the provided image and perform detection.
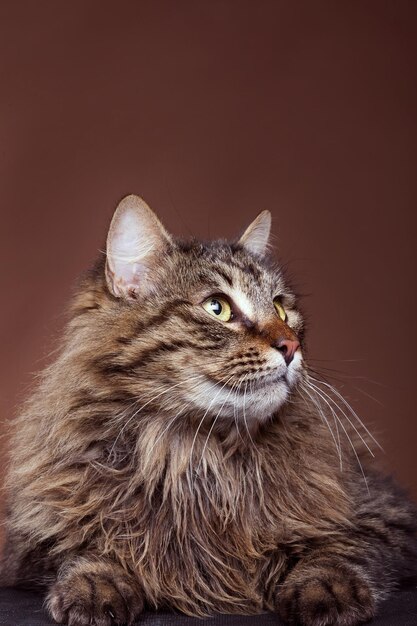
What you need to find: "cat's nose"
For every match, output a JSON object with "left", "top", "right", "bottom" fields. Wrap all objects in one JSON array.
[{"left": 275, "top": 339, "right": 300, "bottom": 365}]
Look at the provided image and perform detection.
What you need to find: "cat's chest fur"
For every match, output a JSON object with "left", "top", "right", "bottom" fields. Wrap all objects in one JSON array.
[
  {"left": 98, "top": 423, "right": 350, "bottom": 613},
  {"left": 110, "top": 443, "right": 284, "bottom": 612}
]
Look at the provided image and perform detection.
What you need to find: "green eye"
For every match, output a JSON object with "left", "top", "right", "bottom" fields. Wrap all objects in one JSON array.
[
  {"left": 273, "top": 297, "right": 287, "bottom": 322},
  {"left": 203, "top": 297, "right": 233, "bottom": 322}
]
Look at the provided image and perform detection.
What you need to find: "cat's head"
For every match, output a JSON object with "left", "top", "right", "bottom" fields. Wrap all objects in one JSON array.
[{"left": 85, "top": 195, "right": 305, "bottom": 429}]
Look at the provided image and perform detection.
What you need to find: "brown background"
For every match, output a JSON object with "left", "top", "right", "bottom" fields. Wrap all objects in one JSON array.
[{"left": 0, "top": 0, "right": 416, "bottom": 537}]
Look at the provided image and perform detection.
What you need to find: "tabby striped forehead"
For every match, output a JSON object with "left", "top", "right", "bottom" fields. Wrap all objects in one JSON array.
[{"left": 163, "top": 241, "right": 290, "bottom": 318}]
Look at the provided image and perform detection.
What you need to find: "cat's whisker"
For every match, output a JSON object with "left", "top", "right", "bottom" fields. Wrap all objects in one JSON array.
[
  {"left": 300, "top": 382, "right": 342, "bottom": 468},
  {"left": 196, "top": 380, "right": 238, "bottom": 475},
  {"left": 189, "top": 375, "right": 234, "bottom": 475},
  {"left": 306, "top": 365, "right": 385, "bottom": 408},
  {"left": 307, "top": 375, "right": 383, "bottom": 453},
  {"left": 312, "top": 376, "right": 384, "bottom": 451},
  {"left": 250, "top": 378, "right": 262, "bottom": 452},
  {"left": 142, "top": 375, "right": 219, "bottom": 457},
  {"left": 242, "top": 380, "right": 256, "bottom": 448},
  {"left": 303, "top": 381, "right": 344, "bottom": 468},
  {"left": 106, "top": 397, "right": 144, "bottom": 429},
  {"left": 303, "top": 381, "right": 370, "bottom": 494},
  {"left": 306, "top": 380, "right": 375, "bottom": 458},
  {"left": 333, "top": 410, "right": 370, "bottom": 496},
  {"left": 144, "top": 413, "right": 182, "bottom": 459},
  {"left": 303, "top": 381, "right": 345, "bottom": 461},
  {"left": 130, "top": 375, "right": 207, "bottom": 411},
  {"left": 307, "top": 363, "right": 384, "bottom": 386},
  {"left": 107, "top": 374, "right": 206, "bottom": 461},
  {"left": 231, "top": 379, "right": 244, "bottom": 444},
  {"left": 233, "top": 379, "right": 246, "bottom": 444}
]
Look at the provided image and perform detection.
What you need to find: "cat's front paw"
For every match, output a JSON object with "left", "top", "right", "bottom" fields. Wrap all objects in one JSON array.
[
  {"left": 45, "top": 558, "right": 144, "bottom": 626},
  {"left": 275, "top": 559, "right": 375, "bottom": 626}
]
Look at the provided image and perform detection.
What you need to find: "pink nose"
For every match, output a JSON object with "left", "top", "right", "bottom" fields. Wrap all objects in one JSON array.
[{"left": 276, "top": 339, "right": 300, "bottom": 365}]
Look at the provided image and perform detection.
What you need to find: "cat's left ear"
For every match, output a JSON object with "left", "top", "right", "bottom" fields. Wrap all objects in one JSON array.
[
  {"left": 237, "top": 210, "right": 272, "bottom": 256},
  {"left": 105, "top": 195, "right": 172, "bottom": 299}
]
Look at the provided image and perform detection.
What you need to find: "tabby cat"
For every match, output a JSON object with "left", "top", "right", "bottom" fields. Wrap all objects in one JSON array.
[{"left": 0, "top": 195, "right": 416, "bottom": 626}]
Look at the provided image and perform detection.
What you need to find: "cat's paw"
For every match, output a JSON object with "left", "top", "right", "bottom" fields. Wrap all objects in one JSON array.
[
  {"left": 45, "top": 559, "right": 144, "bottom": 626},
  {"left": 275, "top": 559, "right": 375, "bottom": 626}
]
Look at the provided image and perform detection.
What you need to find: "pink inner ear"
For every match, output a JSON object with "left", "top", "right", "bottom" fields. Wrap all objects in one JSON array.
[
  {"left": 105, "top": 197, "right": 168, "bottom": 298},
  {"left": 107, "top": 258, "right": 147, "bottom": 298}
]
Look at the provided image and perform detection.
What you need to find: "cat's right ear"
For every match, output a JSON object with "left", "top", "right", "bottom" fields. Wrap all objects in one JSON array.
[
  {"left": 237, "top": 210, "right": 272, "bottom": 256},
  {"left": 105, "top": 195, "right": 171, "bottom": 299}
]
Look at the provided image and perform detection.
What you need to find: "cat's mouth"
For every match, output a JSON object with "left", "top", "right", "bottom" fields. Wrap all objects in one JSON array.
[{"left": 185, "top": 357, "right": 303, "bottom": 423}]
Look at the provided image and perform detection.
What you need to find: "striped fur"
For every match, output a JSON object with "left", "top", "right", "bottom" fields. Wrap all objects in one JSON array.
[{"left": 1, "top": 197, "right": 416, "bottom": 626}]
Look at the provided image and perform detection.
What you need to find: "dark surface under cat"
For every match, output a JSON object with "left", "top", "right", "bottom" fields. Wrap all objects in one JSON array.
[{"left": 1, "top": 585, "right": 417, "bottom": 626}]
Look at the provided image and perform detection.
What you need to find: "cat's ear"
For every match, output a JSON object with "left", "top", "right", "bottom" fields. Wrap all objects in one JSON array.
[
  {"left": 105, "top": 195, "right": 171, "bottom": 299},
  {"left": 237, "top": 210, "right": 272, "bottom": 256}
]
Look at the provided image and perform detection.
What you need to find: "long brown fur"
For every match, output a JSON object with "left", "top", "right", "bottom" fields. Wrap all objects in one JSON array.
[{"left": 1, "top": 196, "right": 416, "bottom": 626}]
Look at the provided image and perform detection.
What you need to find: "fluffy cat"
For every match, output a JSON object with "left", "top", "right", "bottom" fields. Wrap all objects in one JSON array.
[{"left": 0, "top": 195, "right": 416, "bottom": 626}]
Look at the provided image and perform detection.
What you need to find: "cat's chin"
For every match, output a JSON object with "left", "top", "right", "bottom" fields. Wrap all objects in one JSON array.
[{"left": 187, "top": 369, "right": 301, "bottom": 425}]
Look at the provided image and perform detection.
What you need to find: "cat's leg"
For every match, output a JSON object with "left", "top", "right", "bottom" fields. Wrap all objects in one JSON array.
[
  {"left": 45, "top": 555, "right": 144, "bottom": 626},
  {"left": 274, "top": 552, "right": 375, "bottom": 626},
  {"left": 273, "top": 476, "right": 417, "bottom": 626}
]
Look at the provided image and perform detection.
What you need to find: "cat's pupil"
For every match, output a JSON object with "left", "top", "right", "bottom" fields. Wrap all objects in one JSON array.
[{"left": 211, "top": 299, "right": 222, "bottom": 315}]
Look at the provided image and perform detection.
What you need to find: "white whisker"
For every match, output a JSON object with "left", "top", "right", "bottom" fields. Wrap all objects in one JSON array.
[
  {"left": 307, "top": 378, "right": 375, "bottom": 457},
  {"left": 308, "top": 375, "right": 383, "bottom": 452},
  {"left": 107, "top": 374, "right": 205, "bottom": 461},
  {"left": 303, "top": 380, "right": 370, "bottom": 494},
  {"left": 189, "top": 375, "right": 234, "bottom": 473},
  {"left": 196, "top": 380, "right": 238, "bottom": 475},
  {"left": 300, "top": 382, "right": 342, "bottom": 469},
  {"left": 242, "top": 380, "right": 256, "bottom": 448}
]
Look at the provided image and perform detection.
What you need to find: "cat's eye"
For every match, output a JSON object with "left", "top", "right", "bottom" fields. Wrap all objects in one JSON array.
[
  {"left": 202, "top": 297, "right": 233, "bottom": 322},
  {"left": 273, "top": 297, "right": 287, "bottom": 322}
]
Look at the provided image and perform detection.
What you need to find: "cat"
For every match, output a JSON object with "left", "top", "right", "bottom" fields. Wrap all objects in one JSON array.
[{"left": 0, "top": 194, "right": 416, "bottom": 626}]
